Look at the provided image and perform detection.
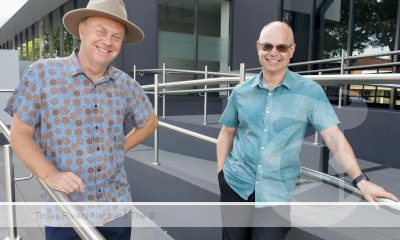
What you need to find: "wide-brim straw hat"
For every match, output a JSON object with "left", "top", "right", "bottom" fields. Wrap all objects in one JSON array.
[{"left": 62, "top": 0, "right": 144, "bottom": 44}]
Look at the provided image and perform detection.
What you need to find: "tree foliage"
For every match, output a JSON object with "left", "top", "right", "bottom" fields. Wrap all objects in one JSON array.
[{"left": 323, "top": 0, "right": 398, "bottom": 58}]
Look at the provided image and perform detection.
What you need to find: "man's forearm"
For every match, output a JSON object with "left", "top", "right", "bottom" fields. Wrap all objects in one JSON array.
[
  {"left": 10, "top": 128, "right": 58, "bottom": 181},
  {"left": 124, "top": 113, "right": 158, "bottom": 152},
  {"left": 321, "top": 125, "right": 362, "bottom": 179}
]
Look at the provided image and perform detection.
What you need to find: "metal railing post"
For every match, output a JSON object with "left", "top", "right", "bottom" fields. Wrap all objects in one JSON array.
[
  {"left": 203, "top": 66, "right": 208, "bottom": 125},
  {"left": 338, "top": 50, "right": 346, "bottom": 108},
  {"left": 4, "top": 145, "right": 21, "bottom": 240},
  {"left": 313, "top": 131, "right": 319, "bottom": 145},
  {"left": 153, "top": 74, "right": 160, "bottom": 166},
  {"left": 239, "top": 63, "right": 246, "bottom": 83},
  {"left": 133, "top": 65, "right": 136, "bottom": 81},
  {"left": 162, "top": 63, "right": 166, "bottom": 118}
]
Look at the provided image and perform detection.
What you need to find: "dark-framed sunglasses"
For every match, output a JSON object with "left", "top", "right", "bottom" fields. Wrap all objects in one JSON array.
[{"left": 258, "top": 41, "right": 292, "bottom": 53}]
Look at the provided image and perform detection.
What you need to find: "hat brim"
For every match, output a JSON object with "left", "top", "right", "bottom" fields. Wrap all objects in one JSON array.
[{"left": 63, "top": 9, "right": 144, "bottom": 45}]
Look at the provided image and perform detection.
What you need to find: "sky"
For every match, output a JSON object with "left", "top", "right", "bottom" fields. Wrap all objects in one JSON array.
[{"left": 0, "top": 0, "right": 28, "bottom": 28}]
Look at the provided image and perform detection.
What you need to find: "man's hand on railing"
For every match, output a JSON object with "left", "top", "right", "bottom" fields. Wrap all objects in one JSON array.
[
  {"left": 43, "top": 171, "right": 85, "bottom": 193},
  {"left": 357, "top": 180, "right": 399, "bottom": 209}
]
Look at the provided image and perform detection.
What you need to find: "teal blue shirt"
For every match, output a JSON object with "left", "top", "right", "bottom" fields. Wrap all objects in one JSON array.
[{"left": 220, "top": 70, "right": 340, "bottom": 202}]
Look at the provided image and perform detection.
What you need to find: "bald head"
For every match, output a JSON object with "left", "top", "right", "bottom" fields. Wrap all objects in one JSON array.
[{"left": 259, "top": 21, "right": 294, "bottom": 44}]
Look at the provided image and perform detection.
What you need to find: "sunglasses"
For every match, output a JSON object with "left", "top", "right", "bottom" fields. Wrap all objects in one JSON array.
[{"left": 258, "top": 41, "right": 292, "bottom": 53}]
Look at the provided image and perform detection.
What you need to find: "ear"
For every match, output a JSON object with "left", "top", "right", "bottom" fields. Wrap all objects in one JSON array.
[
  {"left": 78, "top": 21, "right": 86, "bottom": 40},
  {"left": 289, "top": 43, "right": 296, "bottom": 58},
  {"left": 256, "top": 41, "right": 261, "bottom": 55}
]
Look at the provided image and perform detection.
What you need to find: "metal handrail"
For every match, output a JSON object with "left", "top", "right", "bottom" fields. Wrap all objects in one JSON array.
[
  {"left": 136, "top": 68, "right": 241, "bottom": 77},
  {"left": 157, "top": 120, "right": 400, "bottom": 212},
  {"left": 0, "top": 120, "right": 105, "bottom": 240},
  {"left": 141, "top": 77, "right": 241, "bottom": 90},
  {"left": 246, "top": 49, "right": 400, "bottom": 73},
  {"left": 142, "top": 73, "right": 400, "bottom": 92}
]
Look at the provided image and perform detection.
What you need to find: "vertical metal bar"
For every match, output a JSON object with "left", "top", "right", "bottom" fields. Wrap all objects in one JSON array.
[
  {"left": 193, "top": 0, "right": 199, "bottom": 74},
  {"left": 393, "top": 0, "right": 400, "bottom": 73},
  {"left": 307, "top": 0, "right": 316, "bottom": 70},
  {"left": 32, "top": 25, "right": 36, "bottom": 61},
  {"left": 203, "top": 66, "right": 208, "bottom": 125},
  {"left": 49, "top": 12, "right": 54, "bottom": 58},
  {"left": 390, "top": 88, "right": 396, "bottom": 110},
  {"left": 338, "top": 50, "right": 346, "bottom": 108},
  {"left": 39, "top": 19, "right": 44, "bottom": 59},
  {"left": 25, "top": 28, "right": 29, "bottom": 60},
  {"left": 153, "top": 74, "right": 160, "bottom": 166},
  {"left": 239, "top": 63, "right": 245, "bottom": 83},
  {"left": 59, "top": 5, "right": 65, "bottom": 57},
  {"left": 313, "top": 131, "right": 319, "bottom": 145},
  {"left": 346, "top": 0, "right": 355, "bottom": 59},
  {"left": 162, "top": 62, "right": 166, "bottom": 118},
  {"left": 4, "top": 145, "right": 19, "bottom": 240},
  {"left": 72, "top": 0, "right": 79, "bottom": 49},
  {"left": 133, "top": 65, "right": 136, "bottom": 81}
]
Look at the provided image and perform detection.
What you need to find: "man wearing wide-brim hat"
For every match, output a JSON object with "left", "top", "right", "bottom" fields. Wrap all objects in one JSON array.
[{"left": 5, "top": 0, "right": 158, "bottom": 239}]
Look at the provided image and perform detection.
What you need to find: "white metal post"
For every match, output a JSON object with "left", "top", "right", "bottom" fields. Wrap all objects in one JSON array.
[
  {"left": 203, "top": 66, "right": 208, "bottom": 125},
  {"left": 153, "top": 74, "right": 160, "bottom": 166}
]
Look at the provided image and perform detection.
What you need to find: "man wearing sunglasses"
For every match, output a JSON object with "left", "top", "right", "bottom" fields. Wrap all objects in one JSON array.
[{"left": 217, "top": 21, "right": 399, "bottom": 240}]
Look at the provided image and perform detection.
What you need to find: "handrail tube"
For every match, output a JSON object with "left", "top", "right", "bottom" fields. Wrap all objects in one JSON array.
[
  {"left": 0, "top": 120, "right": 105, "bottom": 240},
  {"left": 142, "top": 74, "right": 400, "bottom": 93},
  {"left": 136, "top": 68, "right": 240, "bottom": 77},
  {"left": 0, "top": 120, "right": 11, "bottom": 142},
  {"left": 141, "top": 77, "right": 240, "bottom": 90},
  {"left": 157, "top": 120, "right": 400, "bottom": 212},
  {"left": 247, "top": 50, "right": 400, "bottom": 72},
  {"left": 158, "top": 121, "right": 217, "bottom": 144},
  {"left": 38, "top": 179, "right": 106, "bottom": 240},
  {"left": 0, "top": 89, "right": 15, "bottom": 92},
  {"left": 157, "top": 87, "right": 234, "bottom": 95}
]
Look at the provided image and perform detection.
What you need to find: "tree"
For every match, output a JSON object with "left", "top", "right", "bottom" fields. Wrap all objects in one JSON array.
[{"left": 323, "top": 0, "right": 398, "bottom": 58}]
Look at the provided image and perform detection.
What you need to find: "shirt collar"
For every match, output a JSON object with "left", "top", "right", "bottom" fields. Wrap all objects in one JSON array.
[
  {"left": 68, "top": 48, "right": 117, "bottom": 82},
  {"left": 251, "top": 70, "right": 294, "bottom": 90}
]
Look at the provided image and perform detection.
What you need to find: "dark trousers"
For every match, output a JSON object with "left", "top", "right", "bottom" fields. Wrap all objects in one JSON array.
[
  {"left": 45, "top": 212, "right": 132, "bottom": 240},
  {"left": 218, "top": 171, "right": 291, "bottom": 240}
]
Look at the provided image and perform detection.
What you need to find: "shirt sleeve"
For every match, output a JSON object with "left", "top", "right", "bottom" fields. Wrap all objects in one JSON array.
[
  {"left": 307, "top": 83, "right": 340, "bottom": 132},
  {"left": 4, "top": 64, "right": 42, "bottom": 129},
  {"left": 125, "top": 80, "right": 154, "bottom": 128},
  {"left": 219, "top": 89, "right": 239, "bottom": 128}
]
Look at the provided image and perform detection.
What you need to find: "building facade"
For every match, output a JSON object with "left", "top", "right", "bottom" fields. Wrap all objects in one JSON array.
[{"left": 1, "top": 0, "right": 400, "bottom": 107}]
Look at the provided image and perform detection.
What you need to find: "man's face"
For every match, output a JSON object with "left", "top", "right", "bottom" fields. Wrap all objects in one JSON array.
[
  {"left": 78, "top": 16, "right": 125, "bottom": 68},
  {"left": 257, "top": 24, "right": 295, "bottom": 76}
]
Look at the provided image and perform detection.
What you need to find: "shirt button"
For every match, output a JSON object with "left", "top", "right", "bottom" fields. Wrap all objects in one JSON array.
[
  {"left": 98, "top": 189, "right": 101, "bottom": 192},
  {"left": 95, "top": 126, "right": 99, "bottom": 130},
  {"left": 258, "top": 165, "right": 261, "bottom": 168},
  {"left": 269, "top": 93, "right": 272, "bottom": 96},
  {"left": 256, "top": 181, "right": 259, "bottom": 184},
  {"left": 261, "top": 147, "right": 265, "bottom": 150},
  {"left": 266, "top": 111, "right": 270, "bottom": 114},
  {"left": 264, "top": 129, "right": 268, "bottom": 132},
  {"left": 94, "top": 104, "right": 98, "bottom": 108},
  {"left": 97, "top": 147, "right": 100, "bottom": 151}
]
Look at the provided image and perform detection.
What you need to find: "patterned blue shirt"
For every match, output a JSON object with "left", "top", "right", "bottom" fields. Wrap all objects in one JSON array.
[
  {"left": 5, "top": 50, "right": 154, "bottom": 225},
  {"left": 220, "top": 70, "right": 340, "bottom": 203}
]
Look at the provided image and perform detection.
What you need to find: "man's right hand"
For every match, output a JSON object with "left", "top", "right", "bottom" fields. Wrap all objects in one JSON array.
[{"left": 43, "top": 171, "right": 85, "bottom": 193}]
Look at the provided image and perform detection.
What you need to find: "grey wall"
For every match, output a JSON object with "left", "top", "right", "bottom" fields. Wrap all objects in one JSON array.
[
  {"left": 335, "top": 107, "right": 400, "bottom": 168},
  {"left": 231, "top": 0, "right": 281, "bottom": 70},
  {"left": 120, "top": 0, "right": 158, "bottom": 74},
  {"left": 0, "top": 50, "right": 20, "bottom": 125}
]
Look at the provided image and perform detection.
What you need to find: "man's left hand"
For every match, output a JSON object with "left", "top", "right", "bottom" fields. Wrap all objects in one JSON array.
[{"left": 357, "top": 180, "right": 399, "bottom": 209}]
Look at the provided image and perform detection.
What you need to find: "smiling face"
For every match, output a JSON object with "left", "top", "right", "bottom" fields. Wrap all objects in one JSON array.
[
  {"left": 257, "top": 22, "right": 296, "bottom": 78},
  {"left": 78, "top": 16, "right": 126, "bottom": 72}
]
